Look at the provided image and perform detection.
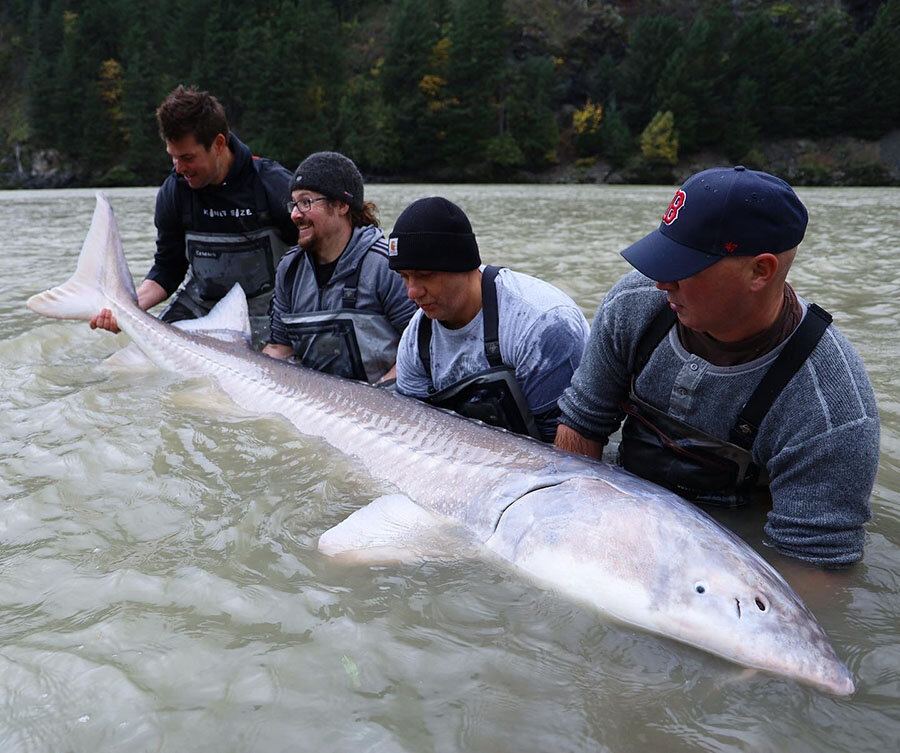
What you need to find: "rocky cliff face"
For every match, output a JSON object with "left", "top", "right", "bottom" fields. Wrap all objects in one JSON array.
[{"left": 0, "top": 146, "right": 80, "bottom": 189}]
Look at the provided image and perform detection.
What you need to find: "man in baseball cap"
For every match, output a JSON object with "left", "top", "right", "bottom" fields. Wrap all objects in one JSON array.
[
  {"left": 388, "top": 196, "right": 589, "bottom": 442},
  {"left": 555, "top": 166, "right": 879, "bottom": 569}
]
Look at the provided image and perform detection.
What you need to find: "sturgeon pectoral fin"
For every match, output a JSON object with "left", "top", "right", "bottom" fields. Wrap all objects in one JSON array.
[{"left": 318, "top": 494, "right": 464, "bottom": 564}]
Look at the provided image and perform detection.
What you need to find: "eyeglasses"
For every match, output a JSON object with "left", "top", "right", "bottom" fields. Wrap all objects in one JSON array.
[{"left": 286, "top": 196, "right": 329, "bottom": 214}]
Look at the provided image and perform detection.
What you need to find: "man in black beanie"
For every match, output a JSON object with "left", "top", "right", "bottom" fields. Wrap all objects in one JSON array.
[
  {"left": 262, "top": 151, "right": 416, "bottom": 383},
  {"left": 388, "top": 196, "right": 589, "bottom": 442}
]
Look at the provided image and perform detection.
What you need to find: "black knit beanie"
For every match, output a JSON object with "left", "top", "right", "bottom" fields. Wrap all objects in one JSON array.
[
  {"left": 388, "top": 197, "right": 480, "bottom": 272},
  {"left": 290, "top": 151, "right": 363, "bottom": 210}
]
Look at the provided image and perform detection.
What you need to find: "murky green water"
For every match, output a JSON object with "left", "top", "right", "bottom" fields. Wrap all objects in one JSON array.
[{"left": 1, "top": 185, "right": 898, "bottom": 752}]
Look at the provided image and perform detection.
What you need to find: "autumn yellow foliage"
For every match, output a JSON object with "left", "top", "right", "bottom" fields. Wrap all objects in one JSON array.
[
  {"left": 572, "top": 100, "right": 603, "bottom": 135},
  {"left": 640, "top": 110, "right": 679, "bottom": 165}
]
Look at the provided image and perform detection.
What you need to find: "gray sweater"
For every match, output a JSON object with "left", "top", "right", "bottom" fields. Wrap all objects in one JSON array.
[{"left": 558, "top": 271, "right": 880, "bottom": 567}]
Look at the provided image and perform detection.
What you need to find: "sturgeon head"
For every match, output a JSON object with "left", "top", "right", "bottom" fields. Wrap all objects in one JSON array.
[{"left": 486, "top": 476, "right": 855, "bottom": 695}]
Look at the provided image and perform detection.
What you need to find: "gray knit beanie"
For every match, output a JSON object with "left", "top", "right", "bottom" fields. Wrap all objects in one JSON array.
[{"left": 290, "top": 151, "right": 363, "bottom": 210}]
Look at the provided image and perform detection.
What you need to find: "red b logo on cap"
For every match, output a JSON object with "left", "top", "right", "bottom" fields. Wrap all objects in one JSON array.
[{"left": 662, "top": 189, "right": 686, "bottom": 225}]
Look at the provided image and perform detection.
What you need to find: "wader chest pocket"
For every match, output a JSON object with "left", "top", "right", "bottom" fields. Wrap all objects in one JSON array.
[
  {"left": 427, "top": 368, "right": 542, "bottom": 440},
  {"left": 288, "top": 319, "right": 367, "bottom": 382},
  {"left": 187, "top": 236, "right": 276, "bottom": 300}
]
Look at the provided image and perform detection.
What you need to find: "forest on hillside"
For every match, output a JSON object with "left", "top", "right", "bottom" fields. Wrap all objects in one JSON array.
[{"left": 1, "top": 0, "right": 899, "bottom": 187}]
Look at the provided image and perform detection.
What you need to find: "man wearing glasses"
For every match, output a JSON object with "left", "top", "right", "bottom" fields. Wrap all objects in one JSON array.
[
  {"left": 90, "top": 85, "right": 297, "bottom": 346},
  {"left": 262, "top": 152, "right": 416, "bottom": 384}
]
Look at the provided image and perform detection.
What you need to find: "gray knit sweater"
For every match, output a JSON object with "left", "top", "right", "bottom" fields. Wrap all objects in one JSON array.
[{"left": 558, "top": 271, "right": 880, "bottom": 567}]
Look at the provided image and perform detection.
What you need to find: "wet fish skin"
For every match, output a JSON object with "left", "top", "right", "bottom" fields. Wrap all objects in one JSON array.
[{"left": 26, "top": 193, "right": 855, "bottom": 695}]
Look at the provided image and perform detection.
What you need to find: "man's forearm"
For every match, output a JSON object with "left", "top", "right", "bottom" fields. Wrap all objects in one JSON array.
[
  {"left": 136, "top": 279, "right": 169, "bottom": 310},
  {"left": 554, "top": 423, "right": 606, "bottom": 460}
]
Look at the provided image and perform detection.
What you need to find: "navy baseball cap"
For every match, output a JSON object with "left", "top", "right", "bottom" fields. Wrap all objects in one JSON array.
[{"left": 621, "top": 166, "right": 808, "bottom": 282}]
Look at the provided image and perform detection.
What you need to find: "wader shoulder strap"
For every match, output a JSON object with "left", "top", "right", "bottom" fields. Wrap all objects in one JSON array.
[
  {"left": 416, "top": 265, "right": 505, "bottom": 378},
  {"left": 633, "top": 304, "right": 677, "bottom": 377},
  {"left": 416, "top": 313, "right": 433, "bottom": 376},
  {"left": 730, "top": 303, "right": 832, "bottom": 448},
  {"left": 281, "top": 250, "right": 307, "bottom": 300},
  {"left": 481, "top": 265, "right": 503, "bottom": 368},
  {"left": 341, "top": 236, "right": 388, "bottom": 309}
]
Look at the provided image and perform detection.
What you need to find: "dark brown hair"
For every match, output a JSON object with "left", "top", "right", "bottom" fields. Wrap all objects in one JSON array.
[
  {"left": 156, "top": 85, "right": 229, "bottom": 149},
  {"left": 348, "top": 200, "right": 380, "bottom": 229}
]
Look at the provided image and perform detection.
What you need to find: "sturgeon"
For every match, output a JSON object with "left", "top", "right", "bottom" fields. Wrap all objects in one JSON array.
[{"left": 27, "top": 194, "right": 855, "bottom": 695}]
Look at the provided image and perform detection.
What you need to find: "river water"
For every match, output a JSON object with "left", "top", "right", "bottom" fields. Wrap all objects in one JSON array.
[{"left": 1, "top": 185, "right": 897, "bottom": 752}]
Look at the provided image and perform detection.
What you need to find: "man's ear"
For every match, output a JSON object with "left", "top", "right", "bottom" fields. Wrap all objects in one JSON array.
[
  {"left": 749, "top": 253, "right": 779, "bottom": 290},
  {"left": 212, "top": 132, "right": 227, "bottom": 151}
]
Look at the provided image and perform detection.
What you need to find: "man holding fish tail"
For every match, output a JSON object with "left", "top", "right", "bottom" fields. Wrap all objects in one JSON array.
[{"left": 90, "top": 84, "right": 297, "bottom": 346}]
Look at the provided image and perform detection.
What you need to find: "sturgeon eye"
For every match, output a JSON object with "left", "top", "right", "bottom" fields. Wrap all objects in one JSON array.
[
  {"left": 755, "top": 597, "right": 767, "bottom": 612},
  {"left": 694, "top": 582, "right": 706, "bottom": 594}
]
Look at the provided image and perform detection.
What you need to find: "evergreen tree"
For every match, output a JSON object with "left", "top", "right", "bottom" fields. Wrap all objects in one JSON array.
[
  {"left": 54, "top": 8, "right": 97, "bottom": 162},
  {"left": 337, "top": 64, "right": 397, "bottom": 172},
  {"left": 600, "top": 99, "right": 632, "bottom": 168},
  {"left": 233, "top": 1, "right": 301, "bottom": 163},
  {"left": 655, "top": 7, "right": 735, "bottom": 154},
  {"left": 10, "top": 0, "right": 900, "bottom": 185},
  {"left": 504, "top": 55, "right": 560, "bottom": 167},
  {"left": 184, "top": 0, "right": 245, "bottom": 110},
  {"left": 789, "top": 10, "right": 856, "bottom": 138},
  {"left": 847, "top": 0, "right": 900, "bottom": 139},
  {"left": 726, "top": 12, "right": 794, "bottom": 137},
  {"left": 442, "top": 0, "right": 508, "bottom": 166},
  {"left": 380, "top": 0, "right": 443, "bottom": 171},
  {"left": 615, "top": 16, "right": 682, "bottom": 134},
  {"left": 120, "top": 1, "right": 166, "bottom": 180},
  {"left": 722, "top": 77, "right": 760, "bottom": 163},
  {"left": 25, "top": 0, "right": 65, "bottom": 149}
]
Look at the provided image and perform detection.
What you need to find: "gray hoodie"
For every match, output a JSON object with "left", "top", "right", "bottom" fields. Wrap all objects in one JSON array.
[{"left": 269, "top": 225, "right": 417, "bottom": 345}]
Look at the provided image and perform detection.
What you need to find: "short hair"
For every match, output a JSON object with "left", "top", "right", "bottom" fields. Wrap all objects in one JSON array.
[{"left": 156, "top": 85, "right": 229, "bottom": 149}]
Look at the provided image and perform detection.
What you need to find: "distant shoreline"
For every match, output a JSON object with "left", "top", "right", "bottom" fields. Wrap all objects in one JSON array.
[{"left": 3, "top": 130, "right": 899, "bottom": 190}]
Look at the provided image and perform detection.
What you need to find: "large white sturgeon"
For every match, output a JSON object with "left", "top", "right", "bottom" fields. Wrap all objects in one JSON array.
[{"left": 27, "top": 193, "right": 855, "bottom": 695}]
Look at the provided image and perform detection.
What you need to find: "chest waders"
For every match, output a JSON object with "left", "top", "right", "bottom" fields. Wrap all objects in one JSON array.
[
  {"left": 417, "top": 266, "right": 543, "bottom": 442},
  {"left": 619, "top": 302, "right": 833, "bottom": 505},
  {"left": 281, "top": 239, "right": 400, "bottom": 383},
  {"left": 160, "top": 164, "right": 291, "bottom": 347}
]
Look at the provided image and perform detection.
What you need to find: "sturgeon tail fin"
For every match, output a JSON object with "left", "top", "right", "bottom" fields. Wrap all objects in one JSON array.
[{"left": 26, "top": 192, "right": 137, "bottom": 321}]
